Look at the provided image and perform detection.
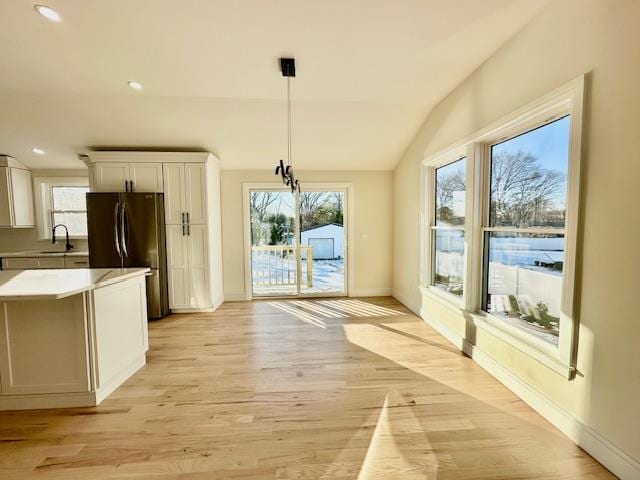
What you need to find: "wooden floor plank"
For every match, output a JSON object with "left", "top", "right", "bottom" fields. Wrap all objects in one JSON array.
[{"left": 0, "top": 297, "right": 615, "bottom": 479}]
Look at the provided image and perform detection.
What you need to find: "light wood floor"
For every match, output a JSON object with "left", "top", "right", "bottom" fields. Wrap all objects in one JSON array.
[{"left": 0, "top": 298, "right": 614, "bottom": 479}]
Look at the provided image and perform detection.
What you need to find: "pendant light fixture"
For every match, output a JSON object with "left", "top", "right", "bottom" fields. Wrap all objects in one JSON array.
[{"left": 275, "top": 58, "right": 301, "bottom": 193}]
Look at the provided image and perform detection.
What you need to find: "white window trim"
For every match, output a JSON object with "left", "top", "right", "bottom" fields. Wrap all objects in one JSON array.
[
  {"left": 420, "top": 75, "right": 585, "bottom": 378},
  {"left": 423, "top": 146, "right": 470, "bottom": 309},
  {"left": 33, "top": 177, "right": 90, "bottom": 240}
]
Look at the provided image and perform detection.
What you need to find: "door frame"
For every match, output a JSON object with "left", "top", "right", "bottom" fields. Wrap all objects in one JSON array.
[{"left": 242, "top": 182, "right": 354, "bottom": 300}]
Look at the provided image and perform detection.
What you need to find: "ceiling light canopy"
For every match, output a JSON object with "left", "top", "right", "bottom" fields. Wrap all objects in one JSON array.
[
  {"left": 32, "top": 147, "right": 46, "bottom": 155},
  {"left": 127, "top": 81, "right": 143, "bottom": 91},
  {"left": 34, "top": 5, "right": 61, "bottom": 22}
]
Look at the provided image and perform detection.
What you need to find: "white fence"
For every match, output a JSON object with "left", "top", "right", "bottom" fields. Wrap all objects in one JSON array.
[
  {"left": 435, "top": 252, "right": 562, "bottom": 316},
  {"left": 252, "top": 245, "right": 313, "bottom": 287}
]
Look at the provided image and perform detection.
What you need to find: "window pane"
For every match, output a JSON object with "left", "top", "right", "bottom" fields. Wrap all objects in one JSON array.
[
  {"left": 484, "top": 232, "right": 564, "bottom": 345},
  {"left": 432, "top": 229, "right": 464, "bottom": 296},
  {"left": 435, "top": 157, "right": 466, "bottom": 226},
  {"left": 52, "top": 186, "right": 89, "bottom": 211},
  {"left": 489, "top": 116, "right": 569, "bottom": 228},
  {"left": 53, "top": 212, "right": 88, "bottom": 237}
]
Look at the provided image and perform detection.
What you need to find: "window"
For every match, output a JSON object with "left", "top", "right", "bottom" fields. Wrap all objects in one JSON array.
[
  {"left": 431, "top": 157, "right": 466, "bottom": 297},
  {"left": 50, "top": 186, "right": 90, "bottom": 236},
  {"left": 421, "top": 77, "right": 584, "bottom": 373},
  {"left": 34, "top": 178, "right": 90, "bottom": 238},
  {"left": 482, "top": 117, "right": 570, "bottom": 346}
]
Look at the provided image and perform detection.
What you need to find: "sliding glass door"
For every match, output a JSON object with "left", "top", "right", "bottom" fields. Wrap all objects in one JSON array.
[
  {"left": 250, "top": 189, "right": 297, "bottom": 297},
  {"left": 249, "top": 186, "right": 347, "bottom": 298},
  {"left": 299, "top": 190, "right": 346, "bottom": 296}
]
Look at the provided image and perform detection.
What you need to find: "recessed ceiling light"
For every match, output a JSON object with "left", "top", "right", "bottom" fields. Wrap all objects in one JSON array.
[
  {"left": 127, "top": 81, "right": 143, "bottom": 91},
  {"left": 32, "top": 147, "right": 46, "bottom": 155},
  {"left": 34, "top": 5, "right": 62, "bottom": 22}
]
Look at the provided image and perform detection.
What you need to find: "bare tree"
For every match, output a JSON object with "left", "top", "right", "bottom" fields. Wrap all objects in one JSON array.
[
  {"left": 250, "top": 192, "right": 279, "bottom": 244},
  {"left": 436, "top": 168, "right": 466, "bottom": 225},
  {"left": 299, "top": 192, "right": 327, "bottom": 228},
  {"left": 490, "top": 150, "right": 565, "bottom": 227},
  {"left": 250, "top": 192, "right": 278, "bottom": 224}
]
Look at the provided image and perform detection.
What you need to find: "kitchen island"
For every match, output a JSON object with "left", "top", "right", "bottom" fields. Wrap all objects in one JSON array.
[{"left": 0, "top": 268, "right": 150, "bottom": 410}]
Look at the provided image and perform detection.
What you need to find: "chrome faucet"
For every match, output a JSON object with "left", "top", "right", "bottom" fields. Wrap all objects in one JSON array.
[{"left": 52, "top": 224, "right": 74, "bottom": 252}]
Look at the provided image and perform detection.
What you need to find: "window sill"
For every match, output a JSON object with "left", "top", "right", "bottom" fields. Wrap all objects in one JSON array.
[
  {"left": 469, "top": 312, "right": 572, "bottom": 378},
  {"left": 420, "top": 287, "right": 573, "bottom": 379}
]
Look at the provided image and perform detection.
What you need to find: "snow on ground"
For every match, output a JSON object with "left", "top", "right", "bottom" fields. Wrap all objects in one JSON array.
[{"left": 252, "top": 255, "right": 344, "bottom": 293}]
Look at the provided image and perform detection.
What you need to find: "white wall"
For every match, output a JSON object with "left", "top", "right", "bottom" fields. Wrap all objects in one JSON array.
[
  {"left": 221, "top": 170, "right": 393, "bottom": 299},
  {"left": 392, "top": 0, "right": 640, "bottom": 476}
]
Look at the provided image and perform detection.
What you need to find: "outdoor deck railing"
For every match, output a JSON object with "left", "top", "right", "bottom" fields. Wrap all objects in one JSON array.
[{"left": 252, "top": 245, "right": 313, "bottom": 287}]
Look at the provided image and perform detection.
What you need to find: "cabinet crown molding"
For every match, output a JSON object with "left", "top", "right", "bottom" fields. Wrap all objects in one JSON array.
[
  {"left": 84, "top": 151, "right": 219, "bottom": 165},
  {"left": 0, "top": 155, "right": 29, "bottom": 170}
]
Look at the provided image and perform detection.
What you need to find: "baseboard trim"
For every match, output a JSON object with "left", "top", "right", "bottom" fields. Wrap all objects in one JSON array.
[
  {"left": 223, "top": 293, "right": 250, "bottom": 302},
  {"left": 349, "top": 288, "right": 392, "bottom": 297},
  {"left": 422, "top": 312, "right": 640, "bottom": 480},
  {"left": 0, "top": 391, "right": 97, "bottom": 411},
  {"left": 170, "top": 307, "right": 215, "bottom": 313},
  {"left": 392, "top": 290, "right": 420, "bottom": 315}
]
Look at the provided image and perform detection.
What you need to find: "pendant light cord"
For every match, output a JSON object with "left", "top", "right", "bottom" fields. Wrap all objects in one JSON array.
[{"left": 287, "top": 76, "right": 292, "bottom": 167}]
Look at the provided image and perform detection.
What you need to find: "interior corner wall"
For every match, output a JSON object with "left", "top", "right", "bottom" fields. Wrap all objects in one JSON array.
[
  {"left": 220, "top": 170, "right": 393, "bottom": 300},
  {"left": 392, "top": 0, "right": 640, "bottom": 475}
]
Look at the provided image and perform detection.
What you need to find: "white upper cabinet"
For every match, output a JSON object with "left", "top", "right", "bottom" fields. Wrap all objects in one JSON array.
[
  {"left": 162, "top": 164, "right": 186, "bottom": 225},
  {"left": 162, "top": 163, "right": 207, "bottom": 225},
  {"left": 92, "top": 163, "right": 130, "bottom": 192},
  {"left": 129, "top": 163, "right": 163, "bottom": 192},
  {"left": 90, "top": 160, "right": 163, "bottom": 193},
  {"left": 0, "top": 157, "right": 35, "bottom": 228},
  {"left": 185, "top": 163, "right": 207, "bottom": 224}
]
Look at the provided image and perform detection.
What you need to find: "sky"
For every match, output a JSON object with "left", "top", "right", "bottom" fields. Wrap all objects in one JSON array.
[{"left": 491, "top": 115, "right": 570, "bottom": 173}]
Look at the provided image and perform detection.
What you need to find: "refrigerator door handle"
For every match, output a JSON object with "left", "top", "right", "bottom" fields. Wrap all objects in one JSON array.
[
  {"left": 121, "top": 201, "right": 129, "bottom": 257},
  {"left": 114, "top": 201, "right": 122, "bottom": 257}
]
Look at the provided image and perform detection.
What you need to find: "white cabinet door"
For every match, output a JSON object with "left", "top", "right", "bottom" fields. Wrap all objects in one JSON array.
[
  {"left": 130, "top": 163, "right": 163, "bottom": 192},
  {"left": 0, "top": 167, "right": 13, "bottom": 226},
  {"left": 64, "top": 256, "right": 90, "bottom": 269},
  {"left": 185, "top": 163, "right": 207, "bottom": 224},
  {"left": 2, "top": 257, "right": 66, "bottom": 270},
  {"left": 10, "top": 168, "right": 35, "bottom": 226},
  {"left": 93, "top": 163, "right": 129, "bottom": 192},
  {"left": 0, "top": 295, "right": 90, "bottom": 395},
  {"left": 166, "top": 225, "right": 191, "bottom": 309},
  {"left": 162, "top": 164, "right": 186, "bottom": 225},
  {"left": 187, "top": 225, "right": 210, "bottom": 308},
  {"left": 92, "top": 276, "right": 148, "bottom": 389},
  {"left": 0, "top": 167, "right": 35, "bottom": 228}
]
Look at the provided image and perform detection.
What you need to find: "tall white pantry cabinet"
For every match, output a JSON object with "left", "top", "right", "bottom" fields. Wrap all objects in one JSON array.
[{"left": 85, "top": 152, "right": 224, "bottom": 312}]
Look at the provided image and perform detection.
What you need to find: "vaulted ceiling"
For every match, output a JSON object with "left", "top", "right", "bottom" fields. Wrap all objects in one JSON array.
[{"left": 0, "top": 0, "right": 549, "bottom": 169}]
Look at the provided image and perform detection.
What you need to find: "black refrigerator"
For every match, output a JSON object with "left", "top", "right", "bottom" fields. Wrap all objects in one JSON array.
[{"left": 86, "top": 192, "right": 169, "bottom": 319}]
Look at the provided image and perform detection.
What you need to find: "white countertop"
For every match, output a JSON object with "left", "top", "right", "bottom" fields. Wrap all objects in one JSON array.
[
  {"left": 0, "top": 250, "right": 89, "bottom": 258},
  {"left": 0, "top": 268, "right": 149, "bottom": 300}
]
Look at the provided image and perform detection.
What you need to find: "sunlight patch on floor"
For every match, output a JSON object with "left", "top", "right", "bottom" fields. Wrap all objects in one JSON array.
[
  {"left": 326, "top": 391, "right": 438, "bottom": 480},
  {"left": 316, "top": 299, "right": 403, "bottom": 318},
  {"left": 268, "top": 299, "right": 404, "bottom": 325},
  {"left": 268, "top": 301, "right": 327, "bottom": 328}
]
